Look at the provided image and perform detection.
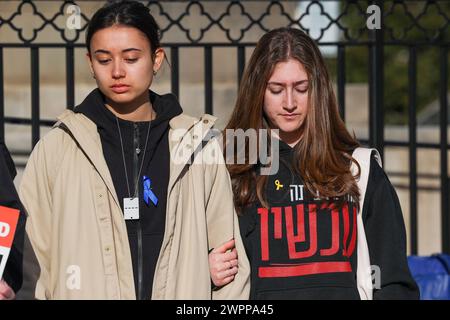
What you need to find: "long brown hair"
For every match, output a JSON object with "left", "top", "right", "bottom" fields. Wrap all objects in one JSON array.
[{"left": 225, "top": 27, "right": 361, "bottom": 212}]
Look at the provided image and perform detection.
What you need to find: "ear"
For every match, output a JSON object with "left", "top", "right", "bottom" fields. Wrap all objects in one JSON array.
[
  {"left": 152, "top": 48, "right": 165, "bottom": 73},
  {"left": 85, "top": 51, "right": 94, "bottom": 75}
]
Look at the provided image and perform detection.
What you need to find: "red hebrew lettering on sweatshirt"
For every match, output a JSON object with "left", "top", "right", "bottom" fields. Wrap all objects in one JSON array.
[{"left": 257, "top": 203, "right": 356, "bottom": 278}]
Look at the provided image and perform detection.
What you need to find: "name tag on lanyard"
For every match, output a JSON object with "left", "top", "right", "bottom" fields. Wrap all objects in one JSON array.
[{"left": 124, "top": 197, "right": 139, "bottom": 220}]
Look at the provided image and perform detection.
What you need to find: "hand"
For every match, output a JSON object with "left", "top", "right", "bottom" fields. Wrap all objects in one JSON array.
[
  {"left": 0, "top": 279, "right": 15, "bottom": 300},
  {"left": 209, "top": 239, "right": 239, "bottom": 288}
]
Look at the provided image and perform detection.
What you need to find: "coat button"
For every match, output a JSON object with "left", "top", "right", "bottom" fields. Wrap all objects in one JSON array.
[{"left": 203, "top": 119, "right": 209, "bottom": 124}]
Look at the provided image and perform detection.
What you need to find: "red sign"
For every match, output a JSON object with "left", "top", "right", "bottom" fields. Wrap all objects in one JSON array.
[{"left": 0, "top": 206, "right": 20, "bottom": 249}]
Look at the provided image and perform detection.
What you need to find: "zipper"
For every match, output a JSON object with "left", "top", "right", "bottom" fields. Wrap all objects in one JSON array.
[{"left": 133, "top": 123, "right": 144, "bottom": 300}]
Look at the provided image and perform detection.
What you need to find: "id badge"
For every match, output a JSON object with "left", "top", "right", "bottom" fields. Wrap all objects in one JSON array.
[{"left": 124, "top": 197, "right": 139, "bottom": 220}]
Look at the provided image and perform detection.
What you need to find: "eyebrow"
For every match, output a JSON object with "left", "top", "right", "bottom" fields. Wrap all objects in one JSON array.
[
  {"left": 268, "top": 80, "right": 309, "bottom": 86},
  {"left": 94, "top": 48, "right": 142, "bottom": 54}
]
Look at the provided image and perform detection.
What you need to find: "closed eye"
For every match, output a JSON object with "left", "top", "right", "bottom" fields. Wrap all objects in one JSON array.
[
  {"left": 296, "top": 86, "right": 308, "bottom": 93},
  {"left": 270, "top": 90, "right": 283, "bottom": 95},
  {"left": 125, "top": 58, "right": 138, "bottom": 63},
  {"left": 268, "top": 86, "right": 283, "bottom": 94}
]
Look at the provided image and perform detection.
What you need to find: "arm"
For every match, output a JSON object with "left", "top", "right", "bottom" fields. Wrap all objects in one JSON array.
[
  {"left": 18, "top": 136, "right": 58, "bottom": 300},
  {"left": 203, "top": 138, "right": 250, "bottom": 300},
  {"left": 0, "top": 141, "right": 25, "bottom": 295},
  {"left": 363, "top": 157, "right": 420, "bottom": 300}
]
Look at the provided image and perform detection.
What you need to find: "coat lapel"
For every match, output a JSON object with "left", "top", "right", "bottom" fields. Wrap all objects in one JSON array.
[
  {"left": 167, "top": 114, "right": 217, "bottom": 193},
  {"left": 55, "top": 110, "right": 218, "bottom": 212},
  {"left": 55, "top": 110, "right": 121, "bottom": 210}
]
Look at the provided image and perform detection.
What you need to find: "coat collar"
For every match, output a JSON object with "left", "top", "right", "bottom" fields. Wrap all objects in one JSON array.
[
  {"left": 54, "top": 110, "right": 218, "bottom": 206},
  {"left": 167, "top": 113, "right": 218, "bottom": 192},
  {"left": 55, "top": 110, "right": 121, "bottom": 208}
]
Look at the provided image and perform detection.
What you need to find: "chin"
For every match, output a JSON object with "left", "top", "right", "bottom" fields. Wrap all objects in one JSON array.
[
  {"left": 278, "top": 124, "right": 302, "bottom": 134},
  {"left": 108, "top": 92, "right": 135, "bottom": 104}
]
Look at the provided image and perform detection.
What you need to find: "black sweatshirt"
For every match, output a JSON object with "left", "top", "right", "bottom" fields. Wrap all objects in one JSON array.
[
  {"left": 0, "top": 140, "right": 26, "bottom": 293},
  {"left": 238, "top": 139, "right": 419, "bottom": 300},
  {"left": 75, "top": 89, "right": 182, "bottom": 300}
]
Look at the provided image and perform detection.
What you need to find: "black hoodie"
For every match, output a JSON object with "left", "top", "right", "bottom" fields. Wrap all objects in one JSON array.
[
  {"left": 75, "top": 88, "right": 182, "bottom": 300},
  {"left": 238, "top": 139, "right": 419, "bottom": 300},
  {"left": 0, "top": 140, "right": 26, "bottom": 293}
]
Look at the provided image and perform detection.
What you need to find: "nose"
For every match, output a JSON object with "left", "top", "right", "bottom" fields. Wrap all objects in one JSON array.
[
  {"left": 112, "top": 60, "right": 125, "bottom": 79},
  {"left": 283, "top": 88, "right": 297, "bottom": 113}
]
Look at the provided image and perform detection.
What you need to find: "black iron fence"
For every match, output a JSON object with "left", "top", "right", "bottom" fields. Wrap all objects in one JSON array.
[{"left": 0, "top": 0, "right": 449, "bottom": 254}]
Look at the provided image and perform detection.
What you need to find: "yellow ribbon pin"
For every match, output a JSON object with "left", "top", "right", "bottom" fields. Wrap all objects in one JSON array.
[{"left": 275, "top": 179, "right": 283, "bottom": 190}]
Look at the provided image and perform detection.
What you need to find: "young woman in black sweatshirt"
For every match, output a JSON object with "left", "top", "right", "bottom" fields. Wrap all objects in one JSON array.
[{"left": 221, "top": 28, "right": 419, "bottom": 300}]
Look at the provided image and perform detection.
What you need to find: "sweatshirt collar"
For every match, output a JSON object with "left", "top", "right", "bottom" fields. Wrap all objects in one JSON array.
[{"left": 74, "top": 88, "right": 183, "bottom": 131}]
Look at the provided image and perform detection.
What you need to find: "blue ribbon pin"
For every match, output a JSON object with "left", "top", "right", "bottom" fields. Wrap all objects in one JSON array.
[{"left": 143, "top": 175, "right": 158, "bottom": 206}]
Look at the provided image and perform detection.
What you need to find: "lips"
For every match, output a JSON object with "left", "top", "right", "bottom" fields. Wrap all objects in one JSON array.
[
  {"left": 110, "top": 84, "right": 130, "bottom": 94},
  {"left": 281, "top": 114, "right": 299, "bottom": 120}
]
